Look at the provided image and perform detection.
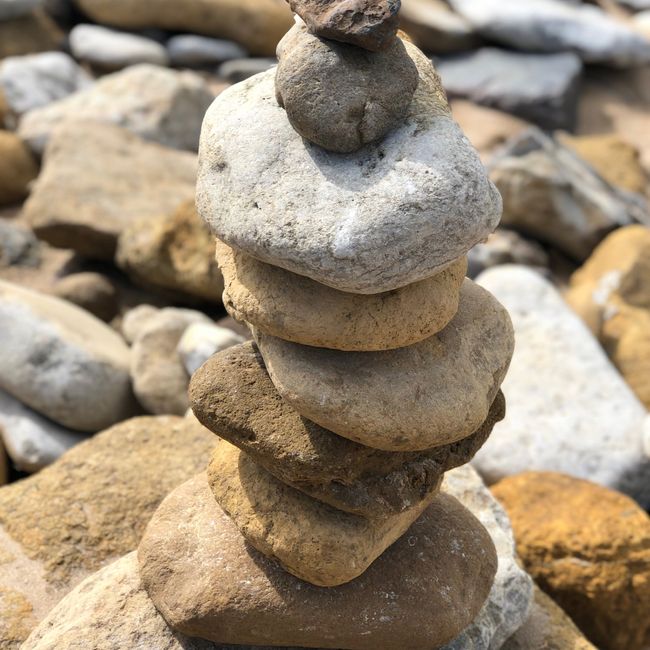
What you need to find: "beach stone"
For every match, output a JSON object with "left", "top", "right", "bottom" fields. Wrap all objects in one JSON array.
[
  {"left": 22, "top": 121, "right": 197, "bottom": 260},
  {"left": 276, "top": 24, "right": 417, "bottom": 153},
  {"left": 0, "top": 52, "right": 91, "bottom": 126},
  {"left": 0, "top": 0, "right": 39, "bottom": 20},
  {"left": 0, "top": 130, "right": 38, "bottom": 206},
  {"left": 177, "top": 322, "right": 245, "bottom": 376},
  {"left": 218, "top": 240, "right": 466, "bottom": 351},
  {"left": 217, "top": 57, "right": 276, "bottom": 82},
  {"left": 0, "top": 221, "right": 40, "bottom": 268},
  {"left": 19, "top": 64, "right": 213, "bottom": 155},
  {"left": 256, "top": 280, "right": 513, "bottom": 451},
  {"left": 197, "top": 44, "right": 501, "bottom": 294},
  {"left": 493, "top": 472, "right": 650, "bottom": 650},
  {"left": 69, "top": 24, "right": 169, "bottom": 70},
  {"left": 0, "top": 280, "right": 137, "bottom": 432},
  {"left": 52, "top": 273, "right": 118, "bottom": 322},
  {"left": 437, "top": 48, "right": 583, "bottom": 131},
  {"left": 116, "top": 201, "right": 223, "bottom": 302},
  {"left": 192, "top": 341, "right": 505, "bottom": 517},
  {"left": 0, "top": 415, "right": 214, "bottom": 648},
  {"left": 139, "top": 471, "right": 497, "bottom": 648},
  {"left": 167, "top": 34, "right": 247, "bottom": 67},
  {"left": 474, "top": 266, "right": 650, "bottom": 508},
  {"left": 0, "top": 11, "right": 61, "bottom": 60}
]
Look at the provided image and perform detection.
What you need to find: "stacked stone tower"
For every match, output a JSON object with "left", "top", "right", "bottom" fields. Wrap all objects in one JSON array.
[{"left": 138, "top": 2, "right": 515, "bottom": 648}]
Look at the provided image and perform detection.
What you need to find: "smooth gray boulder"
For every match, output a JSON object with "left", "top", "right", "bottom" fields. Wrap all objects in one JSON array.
[{"left": 167, "top": 34, "right": 247, "bottom": 67}]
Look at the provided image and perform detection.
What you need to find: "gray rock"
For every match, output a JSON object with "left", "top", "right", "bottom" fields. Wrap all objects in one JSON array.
[
  {"left": 474, "top": 265, "right": 650, "bottom": 508},
  {"left": 490, "top": 128, "right": 649, "bottom": 261},
  {"left": 448, "top": 0, "right": 650, "bottom": 67},
  {"left": 436, "top": 47, "right": 583, "bottom": 131},
  {"left": 0, "top": 51, "right": 91, "bottom": 125},
  {"left": 19, "top": 64, "right": 214, "bottom": 154},
  {"left": 176, "top": 322, "right": 245, "bottom": 376},
  {"left": 167, "top": 34, "right": 247, "bottom": 67},
  {"left": 0, "top": 0, "right": 39, "bottom": 20},
  {"left": 0, "top": 280, "right": 137, "bottom": 432},
  {"left": 197, "top": 48, "right": 501, "bottom": 294},
  {"left": 0, "top": 220, "right": 40, "bottom": 268},
  {"left": 217, "top": 57, "right": 276, "bottom": 83},
  {"left": 69, "top": 24, "right": 169, "bottom": 70}
]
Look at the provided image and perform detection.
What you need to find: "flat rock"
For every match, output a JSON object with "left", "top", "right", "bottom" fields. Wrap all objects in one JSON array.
[
  {"left": 19, "top": 64, "right": 213, "bottom": 155},
  {"left": 276, "top": 24, "right": 418, "bottom": 153},
  {"left": 0, "top": 11, "right": 62, "bottom": 60},
  {"left": 139, "top": 472, "right": 497, "bottom": 648},
  {"left": 0, "top": 130, "right": 38, "bottom": 206},
  {"left": 474, "top": 265, "right": 650, "bottom": 508},
  {"left": 22, "top": 121, "right": 197, "bottom": 259},
  {"left": 0, "top": 280, "right": 137, "bottom": 432},
  {"left": 0, "top": 0, "right": 39, "bottom": 20},
  {"left": 218, "top": 240, "right": 466, "bottom": 351},
  {"left": 256, "top": 280, "right": 514, "bottom": 451},
  {"left": 167, "top": 34, "right": 247, "bottom": 67},
  {"left": 192, "top": 341, "right": 505, "bottom": 517},
  {"left": 177, "top": 322, "right": 245, "bottom": 376},
  {"left": 437, "top": 48, "right": 583, "bottom": 131},
  {"left": 197, "top": 48, "right": 501, "bottom": 294}
]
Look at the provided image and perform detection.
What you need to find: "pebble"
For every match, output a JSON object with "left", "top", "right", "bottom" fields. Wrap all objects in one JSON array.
[
  {"left": 52, "top": 273, "right": 118, "bottom": 322},
  {"left": 216, "top": 57, "right": 276, "bottom": 82},
  {"left": 167, "top": 34, "right": 247, "bottom": 67},
  {"left": 0, "top": 130, "right": 38, "bottom": 206},
  {"left": 176, "top": 322, "right": 245, "bottom": 376}
]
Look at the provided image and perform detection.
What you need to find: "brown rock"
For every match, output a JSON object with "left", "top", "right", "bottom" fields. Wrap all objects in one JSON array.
[
  {"left": 0, "top": 131, "right": 38, "bottom": 206},
  {"left": 0, "top": 11, "right": 62, "bottom": 60},
  {"left": 139, "top": 472, "right": 497, "bottom": 648},
  {"left": 492, "top": 472, "right": 650, "bottom": 650},
  {"left": 257, "top": 279, "right": 514, "bottom": 451},
  {"left": 288, "top": 0, "right": 400, "bottom": 51},
  {"left": 52, "top": 273, "right": 118, "bottom": 322},
  {"left": 275, "top": 24, "right": 417, "bottom": 153},
  {"left": 218, "top": 240, "right": 466, "bottom": 351},
  {"left": 192, "top": 341, "right": 505, "bottom": 517},
  {"left": 117, "top": 201, "right": 224, "bottom": 303}
]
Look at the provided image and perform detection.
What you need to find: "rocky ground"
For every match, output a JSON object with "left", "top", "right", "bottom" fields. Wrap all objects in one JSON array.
[{"left": 0, "top": 0, "right": 650, "bottom": 649}]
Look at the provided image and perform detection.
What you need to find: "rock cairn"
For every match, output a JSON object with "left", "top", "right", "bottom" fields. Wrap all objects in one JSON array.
[{"left": 138, "top": 2, "right": 515, "bottom": 648}]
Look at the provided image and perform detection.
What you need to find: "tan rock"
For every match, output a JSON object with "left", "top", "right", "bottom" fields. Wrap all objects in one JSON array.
[
  {"left": 257, "top": 279, "right": 514, "bottom": 451},
  {"left": 139, "top": 472, "right": 497, "bottom": 649},
  {"left": 52, "top": 273, "right": 118, "bottom": 322},
  {"left": 0, "top": 131, "right": 38, "bottom": 206},
  {"left": 192, "top": 341, "right": 505, "bottom": 517},
  {"left": 117, "top": 201, "right": 224, "bottom": 303},
  {"left": 492, "top": 472, "right": 650, "bottom": 650},
  {"left": 218, "top": 240, "right": 466, "bottom": 351},
  {"left": 0, "top": 11, "right": 62, "bottom": 60}
]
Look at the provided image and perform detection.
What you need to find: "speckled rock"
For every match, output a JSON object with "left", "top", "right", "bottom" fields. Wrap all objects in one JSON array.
[{"left": 0, "top": 130, "right": 38, "bottom": 206}]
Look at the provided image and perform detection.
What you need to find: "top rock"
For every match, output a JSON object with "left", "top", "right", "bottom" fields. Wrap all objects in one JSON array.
[{"left": 288, "top": 0, "right": 401, "bottom": 51}]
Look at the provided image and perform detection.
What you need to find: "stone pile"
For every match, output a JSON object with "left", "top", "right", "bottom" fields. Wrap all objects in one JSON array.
[{"left": 134, "top": 3, "right": 515, "bottom": 649}]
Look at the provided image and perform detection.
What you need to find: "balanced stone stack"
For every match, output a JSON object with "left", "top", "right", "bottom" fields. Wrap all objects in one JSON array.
[{"left": 138, "top": 2, "right": 515, "bottom": 648}]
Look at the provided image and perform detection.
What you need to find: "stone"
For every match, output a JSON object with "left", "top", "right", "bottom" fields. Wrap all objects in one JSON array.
[
  {"left": 19, "top": 64, "right": 213, "bottom": 155},
  {"left": 74, "top": 0, "right": 292, "bottom": 56},
  {"left": 192, "top": 341, "right": 505, "bottom": 517},
  {"left": 493, "top": 472, "right": 650, "bottom": 650},
  {"left": 0, "top": 415, "right": 214, "bottom": 648},
  {"left": 436, "top": 48, "right": 583, "bottom": 131},
  {"left": 69, "top": 24, "right": 169, "bottom": 70},
  {"left": 448, "top": 0, "right": 650, "bottom": 67},
  {"left": 0, "top": 280, "right": 137, "bottom": 432},
  {"left": 122, "top": 304, "right": 209, "bottom": 344},
  {"left": 490, "top": 128, "right": 648, "bottom": 261},
  {"left": 0, "top": 388, "right": 86, "bottom": 473},
  {"left": 177, "top": 322, "right": 245, "bottom": 376},
  {"left": 52, "top": 273, "right": 118, "bottom": 322},
  {"left": 275, "top": 24, "right": 418, "bottom": 153},
  {"left": 502, "top": 586, "right": 596, "bottom": 650},
  {"left": 22, "top": 121, "right": 197, "bottom": 260},
  {"left": 0, "top": 0, "right": 39, "bottom": 20},
  {"left": 288, "top": 0, "right": 400, "bottom": 51},
  {"left": 0, "top": 52, "right": 91, "bottom": 126},
  {"left": 0, "top": 11, "right": 62, "bottom": 60},
  {"left": 167, "top": 34, "right": 248, "bottom": 67},
  {"left": 209, "top": 439, "right": 439, "bottom": 586},
  {"left": 474, "top": 266, "right": 650, "bottom": 508},
  {"left": 216, "top": 57, "right": 276, "bottom": 83},
  {"left": 197, "top": 46, "right": 501, "bottom": 294},
  {"left": 218, "top": 240, "right": 467, "bottom": 351},
  {"left": 139, "top": 472, "right": 498, "bottom": 649},
  {"left": 116, "top": 201, "right": 224, "bottom": 302},
  {"left": 0, "top": 131, "right": 38, "bottom": 206},
  {"left": 256, "top": 280, "right": 513, "bottom": 451},
  {"left": 0, "top": 220, "right": 40, "bottom": 268}
]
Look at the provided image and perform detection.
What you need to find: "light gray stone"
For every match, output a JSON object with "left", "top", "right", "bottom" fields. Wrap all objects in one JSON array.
[
  {"left": 436, "top": 48, "right": 583, "bottom": 131},
  {"left": 0, "top": 280, "right": 137, "bottom": 432},
  {"left": 474, "top": 265, "right": 650, "bottom": 508},
  {"left": 448, "top": 0, "right": 650, "bottom": 67},
  {"left": 167, "top": 34, "right": 247, "bottom": 67},
  {"left": 217, "top": 57, "right": 276, "bottom": 83},
  {"left": 0, "top": 220, "right": 40, "bottom": 268},
  {"left": 197, "top": 43, "right": 501, "bottom": 294},
  {"left": 69, "top": 24, "right": 169, "bottom": 70},
  {"left": 176, "top": 322, "right": 245, "bottom": 376},
  {"left": 19, "top": 64, "right": 213, "bottom": 155},
  {"left": 0, "top": 0, "right": 39, "bottom": 20}
]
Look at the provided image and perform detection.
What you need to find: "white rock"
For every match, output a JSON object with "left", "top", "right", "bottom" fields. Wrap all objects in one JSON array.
[
  {"left": 0, "top": 280, "right": 137, "bottom": 432},
  {"left": 0, "top": 52, "right": 91, "bottom": 125},
  {"left": 176, "top": 322, "right": 246, "bottom": 376},
  {"left": 197, "top": 42, "right": 501, "bottom": 294},
  {"left": 19, "top": 64, "right": 213, "bottom": 155},
  {"left": 69, "top": 24, "right": 169, "bottom": 70},
  {"left": 0, "top": 0, "right": 39, "bottom": 20},
  {"left": 474, "top": 266, "right": 650, "bottom": 508},
  {"left": 167, "top": 34, "right": 247, "bottom": 67}
]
